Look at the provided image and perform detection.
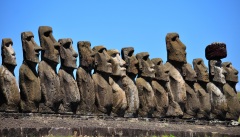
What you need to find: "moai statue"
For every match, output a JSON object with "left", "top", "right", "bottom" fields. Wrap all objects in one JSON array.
[
  {"left": 151, "top": 58, "right": 169, "bottom": 117},
  {"left": 92, "top": 46, "right": 113, "bottom": 115},
  {"left": 151, "top": 58, "right": 183, "bottom": 117},
  {"left": 205, "top": 42, "right": 228, "bottom": 120},
  {"left": 182, "top": 63, "right": 200, "bottom": 119},
  {"left": 107, "top": 49, "right": 127, "bottom": 117},
  {"left": 58, "top": 38, "right": 80, "bottom": 114},
  {"left": 222, "top": 62, "right": 240, "bottom": 120},
  {"left": 0, "top": 38, "right": 20, "bottom": 112},
  {"left": 164, "top": 33, "right": 186, "bottom": 113},
  {"left": 19, "top": 32, "right": 42, "bottom": 112},
  {"left": 38, "top": 26, "right": 62, "bottom": 113},
  {"left": 76, "top": 41, "right": 96, "bottom": 115},
  {"left": 136, "top": 52, "right": 156, "bottom": 117},
  {"left": 121, "top": 47, "right": 139, "bottom": 117},
  {"left": 193, "top": 58, "right": 211, "bottom": 119}
]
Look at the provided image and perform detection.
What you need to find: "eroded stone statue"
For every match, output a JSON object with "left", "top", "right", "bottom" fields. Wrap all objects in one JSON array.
[
  {"left": 193, "top": 58, "right": 211, "bottom": 119},
  {"left": 107, "top": 49, "right": 127, "bottom": 117},
  {"left": 0, "top": 38, "right": 20, "bottom": 112},
  {"left": 165, "top": 33, "right": 186, "bottom": 113},
  {"left": 92, "top": 46, "right": 113, "bottom": 115},
  {"left": 182, "top": 63, "right": 200, "bottom": 119},
  {"left": 76, "top": 41, "right": 96, "bottom": 115},
  {"left": 58, "top": 38, "right": 80, "bottom": 114},
  {"left": 151, "top": 58, "right": 169, "bottom": 117},
  {"left": 121, "top": 47, "right": 139, "bottom": 117},
  {"left": 38, "top": 26, "right": 62, "bottom": 113},
  {"left": 222, "top": 62, "right": 240, "bottom": 120},
  {"left": 19, "top": 32, "right": 42, "bottom": 112},
  {"left": 136, "top": 52, "right": 155, "bottom": 117},
  {"left": 207, "top": 59, "right": 227, "bottom": 119}
]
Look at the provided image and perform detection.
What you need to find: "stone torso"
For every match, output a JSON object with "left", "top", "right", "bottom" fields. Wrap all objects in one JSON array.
[
  {"left": 58, "top": 69, "right": 80, "bottom": 103},
  {"left": 136, "top": 77, "right": 155, "bottom": 117},
  {"left": 122, "top": 75, "right": 139, "bottom": 115},
  {"left": 38, "top": 61, "right": 61, "bottom": 104},
  {"left": 0, "top": 66, "right": 20, "bottom": 111},
  {"left": 151, "top": 80, "right": 169, "bottom": 117},
  {"left": 165, "top": 62, "right": 186, "bottom": 105},
  {"left": 19, "top": 63, "right": 41, "bottom": 103},
  {"left": 223, "top": 83, "right": 240, "bottom": 120},
  {"left": 76, "top": 67, "right": 96, "bottom": 114},
  {"left": 207, "top": 82, "right": 227, "bottom": 119},
  {"left": 92, "top": 73, "right": 113, "bottom": 114}
]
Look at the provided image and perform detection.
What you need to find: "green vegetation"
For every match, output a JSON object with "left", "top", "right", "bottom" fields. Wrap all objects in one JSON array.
[{"left": 161, "top": 134, "right": 175, "bottom": 137}]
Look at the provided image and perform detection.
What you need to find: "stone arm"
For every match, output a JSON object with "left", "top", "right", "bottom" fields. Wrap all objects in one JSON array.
[
  {"left": 223, "top": 84, "right": 236, "bottom": 97},
  {"left": 185, "top": 83, "right": 195, "bottom": 96},
  {"left": 0, "top": 67, "right": 9, "bottom": 103},
  {"left": 194, "top": 83, "right": 206, "bottom": 97},
  {"left": 19, "top": 69, "right": 28, "bottom": 101},
  {"left": 38, "top": 65, "right": 48, "bottom": 104},
  {"left": 207, "top": 83, "right": 221, "bottom": 97}
]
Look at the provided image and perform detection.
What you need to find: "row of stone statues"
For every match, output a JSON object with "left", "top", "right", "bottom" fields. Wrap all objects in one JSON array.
[{"left": 0, "top": 26, "right": 239, "bottom": 120}]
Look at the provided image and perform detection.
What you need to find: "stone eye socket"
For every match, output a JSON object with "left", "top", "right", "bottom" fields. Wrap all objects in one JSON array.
[
  {"left": 143, "top": 56, "right": 148, "bottom": 61},
  {"left": 44, "top": 31, "right": 51, "bottom": 37},
  {"left": 111, "top": 53, "right": 117, "bottom": 58},
  {"left": 171, "top": 36, "right": 178, "bottom": 41},
  {"left": 26, "top": 36, "right": 32, "bottom": 41},
  {"left": 197, "top": 60, "right": 202, "bottom": 65}
]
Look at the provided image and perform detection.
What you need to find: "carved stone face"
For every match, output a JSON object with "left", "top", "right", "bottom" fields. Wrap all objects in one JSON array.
[
  {"left": 182, "top": 63, "right": 197, "bottom": 82},
  {"left": 222, "top": 62, "right": 238, "bottom": 83},
  {"left": 166, "top": 33, "right": 186, "bottom": 63},
  {"left": 1, "top": 38, "right": 17, "bottom": 66},
  {"left": 121, "top": 47, "right": 138, "bottom": 75},
  {"left": 58, "top": 38, "right": 78, "bottom": 69},
  {"left": 107, "top": 49, "right": 126, "bottom": 77},
  {"left": 151, "top": 58, "right": 169, "bottom": 82},
  {"left": 193, "top": 58, "right": 209, "bottom": 82},
  {"left": 136, "top": 52, "right": 155, "bottom": 78},
  {"left": 21, "top": 32, "right": 42, "bottom": 63},
  {"left": 209, "top": 60, "right": 226, "bottom": 84},
  {"left": 92, "top": 46, "right": 112, "bottom": 74},
  {"left": 38, "top": 26, "right": 60, "bottom": 64},
  {"left": 77, "top": 41, "right": 94, "bottom": 68}
]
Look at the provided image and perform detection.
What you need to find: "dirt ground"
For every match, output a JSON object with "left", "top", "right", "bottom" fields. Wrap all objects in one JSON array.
[{"left": 0, "top": 113, "right": 240, "bottom": 136}]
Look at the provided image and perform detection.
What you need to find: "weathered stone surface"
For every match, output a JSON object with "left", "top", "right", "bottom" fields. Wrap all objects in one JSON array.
[
  {"left": 107, "top": 49, "right": 127, "bottom": 116},
  {"left": 222, "top": 62, "right": 240, "bottom": 120},
  {"left": 207, "top": 60, "right": 227, "bottom": 119},
  {"left": 0, "top": 38, "right": 20, "bottom": 112},
  {"left": 151, "top": 58, "right": 169, "bottom": 117},
  {"left": 136, "top": 52, "right": 155, "bottom": 117},
  {"left": 121, "top": 47, "right": 139, "bottom": 117},
  {"left": 166, "top": 33, "right": 186, "bottom": 63},
  {"left": 38, "top": 26, "right": 62, "bottom": 113},
  {"left": 182, "top": 63, "right": 200, "bottom": 118},
  {"left": 58, "top": 38, "right": 80, "bottom": 114},
  {"left": 92, "top": 46, "right": 113, "bottom": 115},
  {"left": 19, "top": 31, "right": 42, "bottom": 112},
  {"left": 193, "top": 58, "right": 211, "bottom": 119},
  {"left": 165, "top": 33, "right": 187, "bottom": 114},
  {"left": 205, "top": 42, "right": 227, "bottom": 60},
  {"left": 76, "top": 41, "right": 96, "bottom": 115}
]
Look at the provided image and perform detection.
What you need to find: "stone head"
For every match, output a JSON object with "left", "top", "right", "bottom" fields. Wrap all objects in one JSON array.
[
  {"left": 1, "top": 38, "right": 16, "bottom": 66},
  {"left": 166, "top": 33, "right": 186, "bottom": 63},
  {"left": 209, "top": 60, "right": 226, "bottom": 84},
  {"left": 193, "top": 58, "right": 209, "bottom": 82},
  {"left": 136, "top": 52, "right": 155, "bottom": 78},
  {"left": 222, "top": 62, "right": 238, "bottom": 83},
  {"left": 38, "top": 26, "right": 60, "bottom": 64},
  {"left": 21, "top": 31, "right": 42, "bottom": 64},
  {"left": 58, "top": 38, "right": 78, "bottom": 69},
  {"left": 92, "top": 45, "right": 112, "bottom": 74},
  {"left": 182, "top": 63, "right": 197, "bottom": 82},
  {"left": 107, "top": 49, "right": 126, "bottom": 77},
  {"left": 121, "top": 47, "right": 138, "bottom": 75},
  {"left": 77, "top": 41, "right": 94, "bottom": 69},
  {"left": 151, "top": 58, "right": 169, "bottom": 82}
]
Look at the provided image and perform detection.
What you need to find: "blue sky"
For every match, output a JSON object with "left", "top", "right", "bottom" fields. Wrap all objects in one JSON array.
[{"left": 1, "top": 1, "right": 240, "bottom": 90}]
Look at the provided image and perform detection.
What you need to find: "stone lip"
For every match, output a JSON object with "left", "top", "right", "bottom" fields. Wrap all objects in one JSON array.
[{"left": 0, "top": 113, "right": 239, "bottom": 137}]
